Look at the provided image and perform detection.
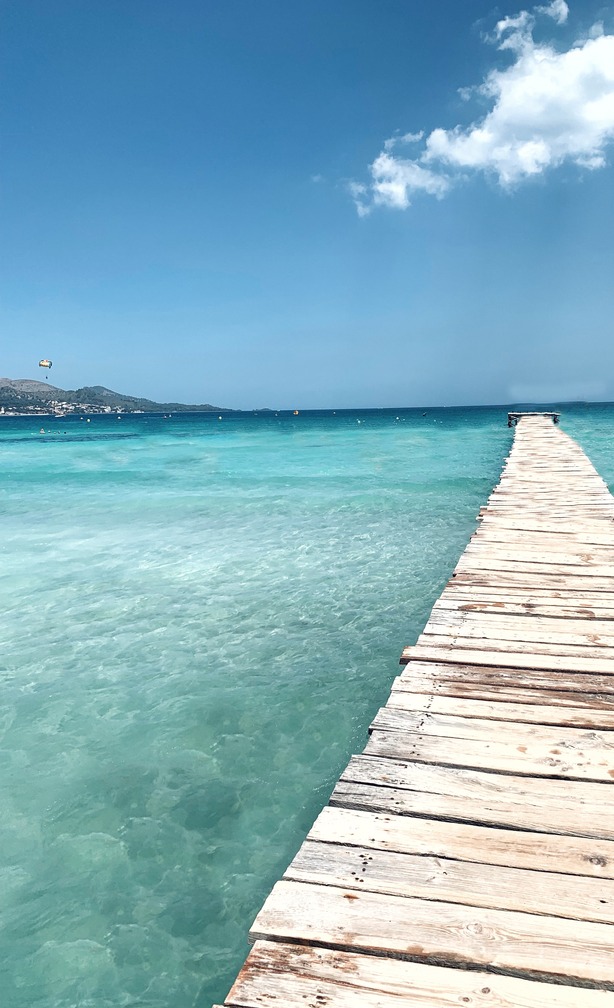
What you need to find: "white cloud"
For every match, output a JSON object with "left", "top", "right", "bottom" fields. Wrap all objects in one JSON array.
[
  {"left": 588, "top": 20, "right": 605, "bottom": 37},
  {"left": 495, "top": 10, "right": 535, "bottom": 51},
  {"left": 353, "top": 2, "right": 614, "bottom": 212},
  {"left": 349, "top": 154, "right": 448, "bottom": 214},
  {"left": 537, "top": 0, "right": 569, "bottom": 24},
  {"left": 383, "top": 131, "right": 424, "bottom": 151}
]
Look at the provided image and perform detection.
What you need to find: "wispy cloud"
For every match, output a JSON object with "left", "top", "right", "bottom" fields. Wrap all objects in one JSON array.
[
  {"left": 351, "top": 2, "right": 614, "bottom": 214},
  {"left": 536, "top": 0, "right": 569, "bottom": 25}
]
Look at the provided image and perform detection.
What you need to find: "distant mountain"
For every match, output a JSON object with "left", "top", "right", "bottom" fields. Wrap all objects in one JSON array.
[{"left": 0, "top": 378, "right": 230, "bottom": 414}]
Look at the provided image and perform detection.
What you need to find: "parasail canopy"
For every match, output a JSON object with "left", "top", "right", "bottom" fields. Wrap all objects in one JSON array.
[{"left": 39, "top": 359, "right": 53, "bottom": 368}]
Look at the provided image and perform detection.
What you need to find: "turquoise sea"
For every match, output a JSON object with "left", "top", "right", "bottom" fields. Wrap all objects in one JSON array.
[{"left": 1, "top": 404, "right": 613, "bottom": 1008}]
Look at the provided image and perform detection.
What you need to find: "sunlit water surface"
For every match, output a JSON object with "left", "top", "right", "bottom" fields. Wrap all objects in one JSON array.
[{"left": 0, "top": 404, "right": 611, "bottom": 1007}]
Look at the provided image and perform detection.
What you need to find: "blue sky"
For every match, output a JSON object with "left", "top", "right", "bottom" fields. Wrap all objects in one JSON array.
[{"left": 2, "top": 0, "right": 614, "bottom": 408}]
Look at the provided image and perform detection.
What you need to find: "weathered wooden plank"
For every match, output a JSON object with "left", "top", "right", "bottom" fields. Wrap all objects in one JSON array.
[
  {"left": 485, "top": 479, "right": 604, "bottom": 487},
  {"left": 455, "top": 557, "right": 614, "bottom": 578},
  {"left": 421, "top": 618, "right": 614, "bottom": 647},
  {"left": 493, "top": 471, "right": 604, "bottom": 478},
  {"left": 492, "top": 480, "right": 608, "bottom": 485},
  {"left": 335, "top": 755, "right": 614, "bottom": 838},
  {"left": 476, "top": 518, "right": 614, "bottom": 541},
  {"left": 492, "top": 484, "right": 606, "bottom": 489},
  {"left": 458, "top": 543, "right": 614, "bottom": 557},
  {"left": 404, "top": 643, "right": 614, "bottom": 675},
  {"left": 483, "top": 485, "right": 609, "bottom": 493},
  {"left": 483, "top": 499, "right": 610, "bottom": 505},
  {"left": 370, "top": 708, "right": 614, "bottom": 749},
  {"left": 476, "top": 518, "right": 614, "bottom": 524},
  {"left": 480, "top": 505, "right": 611, "bottom": 511},
  {"left": 366, "top": 727, "right": 614, "bottom": 783},
  {"left": 451, "top": 571, "right": 614, "bottom": 591},
  {"left": 440, "top": 601, "right": 614, "bottom": 619},
  {"left": 398, "top": 659, "right": 614, "bottom": 695},
  {"left": 480, "top": 467, "right": 606, "bottom": 479},
  {"left": 485, "top": 491, "right": 609, "bottom": 500},
  {"left": 476, "top": 516, "right": 614, "bottom": 523},
  {"left": 489, "top": 494, "right": 608, "bottom": 500},
  {"left": 395, "top": 677, "right": 614, "bottom": 711},
  {"left": 460, "top": 549, "right": 614, "bottom": 570},
  {"left": 468, "top": 615, "right": 614, "bottom": 636},
  {"left": 485, "top": 497, "right": 610, "bottom": 502},
  {"left": 286, "top": 838, "right": 614, "bottom": 923},
  {"left": 442, "top": 585, "right": 614, "bottom": 603},
  {"left": 470, "top": 531, "right": 614, "bottom": 551},
  {"left": 426, "top": 608, "right": 614, "bottom": 633},
  {"left": 486, "top": 496, "right": 608, "bottom": 502},
  {"left": 226, "top": 942, "right": 614, "bottom": 1008},
  {"left": 416, "top": 633, "right": 614, "bottom": 659},
  {"left": 308, "top": 805, "right": 614, "bottom": 879},
  {"left": 431, "top": 606, "right": 614, "bottom": 626},
  {"left": 386, "top": 684, "right": 614, "bottom": 726},
  {"left": 477, "top": 518, "right": 614, "bottom": 524},
  {"left": 468, "top": 541, "right": 614, "bottom": 556},
  {"left": 433, "top": 597, "right": 614, "bottom": 618},
  {"left": 435, "top": 598, "right": 614, "bottom": 618},
  {"left": 441, "top": 605, "right": 614, "bottom": 621},
  {"left": 479, "top": 516, "right": 612, "bottom": 524},
  {"left": 483, "top": 481, "right": 608, "bottom": 489},
  {"left": 250, "top": 880, "right": 614, "bottom": 984}
]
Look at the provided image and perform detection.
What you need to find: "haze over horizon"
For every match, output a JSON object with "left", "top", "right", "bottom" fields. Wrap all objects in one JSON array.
[{"left": 2, "top": 0, "right": 614, "bottom": 410}]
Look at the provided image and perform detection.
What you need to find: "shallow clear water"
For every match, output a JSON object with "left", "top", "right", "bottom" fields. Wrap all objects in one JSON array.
[{"left": 0, "top": 404, "right": 611, "bottom": 1007}]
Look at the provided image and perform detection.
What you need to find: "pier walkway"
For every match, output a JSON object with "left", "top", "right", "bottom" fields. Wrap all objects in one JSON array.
[{"left": 220, "top": 414, "right": 614, "bottom": 1007}]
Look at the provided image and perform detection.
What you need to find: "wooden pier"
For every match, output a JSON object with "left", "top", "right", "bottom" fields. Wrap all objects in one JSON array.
[
  {"left": 219, "top": 413, "right": 614, "bottom": 1007},
  {"left": 507, "top": 410, "right": 560, "bottom": 426}
]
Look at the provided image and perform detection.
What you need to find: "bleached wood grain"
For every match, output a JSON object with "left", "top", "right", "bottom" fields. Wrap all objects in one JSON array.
[
  {"left": 308, "top": 805, "right": 614, "bottom": 878},
  {"left": 226, "top": 942, "right": 614, "bottom": 1008},
  {"left": 250, "top": 880, "right": 614, "bottom": 984}
]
